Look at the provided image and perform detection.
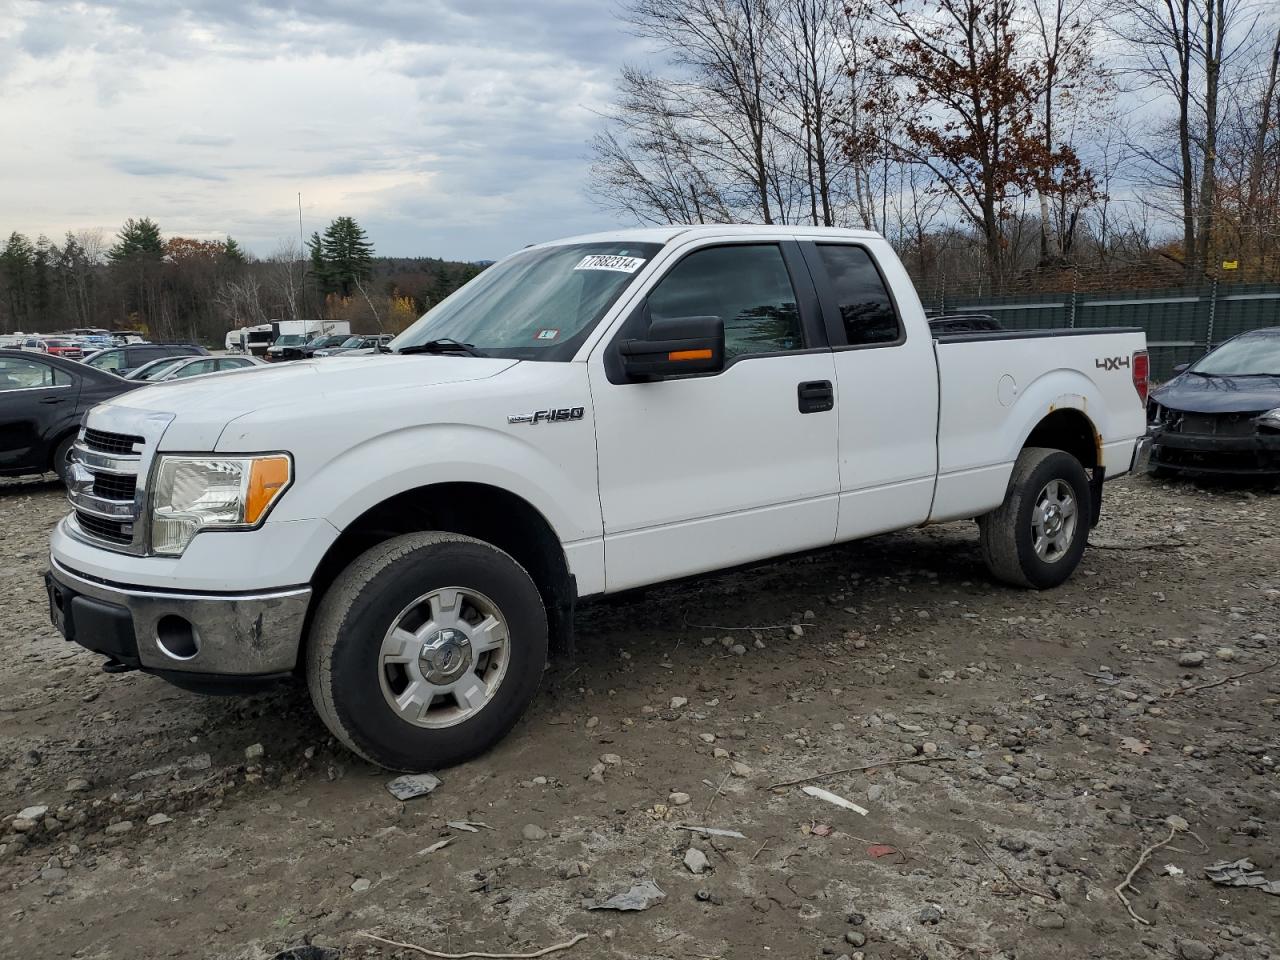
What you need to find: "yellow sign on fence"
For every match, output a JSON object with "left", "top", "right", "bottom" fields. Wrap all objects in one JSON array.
[{"left": 1222, "top": 260, "right": 1239, "bottom": 270}]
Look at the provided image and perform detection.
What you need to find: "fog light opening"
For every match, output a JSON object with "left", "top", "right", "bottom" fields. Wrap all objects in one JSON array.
[{"left": 156, "top": 615, "right": 200, "bottom": 660}]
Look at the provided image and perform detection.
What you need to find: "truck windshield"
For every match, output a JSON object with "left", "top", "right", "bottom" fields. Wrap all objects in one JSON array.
[
  {"left": 392, "top": 241, "right": 663, "bottom": 360},
  {"left": 1190, "top": 335, "right": 1280, "bottom": 377},
  {"left": 275, "top": 335, "right": 306, "bottom": 346}
]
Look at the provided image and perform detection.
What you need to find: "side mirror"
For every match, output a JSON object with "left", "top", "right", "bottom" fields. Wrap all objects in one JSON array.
[
  {"left": 1172, "top": 362, "right": 1189, "bottom": 374},
  {"left": 619, "top": 316, "right": 725, "bottom": 380}
]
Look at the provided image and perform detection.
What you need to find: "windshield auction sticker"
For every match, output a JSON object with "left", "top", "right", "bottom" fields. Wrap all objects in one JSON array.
[{"left": 574, "top": 255, "right": 645, "bottom": 273}]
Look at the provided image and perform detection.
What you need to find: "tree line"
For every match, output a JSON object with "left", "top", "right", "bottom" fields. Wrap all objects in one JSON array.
[
  {"left": 591, "top": 0, "right": 1280, "bottom": 286},
  {"left": 0, "top": 216, "right": 484, "bottom": 343}
]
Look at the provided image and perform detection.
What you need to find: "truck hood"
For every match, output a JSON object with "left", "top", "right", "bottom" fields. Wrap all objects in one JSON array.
[
  {"left": 1151, "top": 372, "right": 1280, "bottom": 414},
  {"left": 99, "top": 354, "right": 519, "bottom": 445}
]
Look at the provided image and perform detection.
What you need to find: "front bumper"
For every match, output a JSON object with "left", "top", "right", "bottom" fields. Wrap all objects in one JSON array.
[
  {"left": 1147, "top": 426, "right": 1280, "bottom": 475},
  {"left": 45, "top": 557, "right": 310, "bottom": 676}
]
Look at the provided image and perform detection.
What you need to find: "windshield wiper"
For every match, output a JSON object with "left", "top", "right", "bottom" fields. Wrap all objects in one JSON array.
[
  {"left": 397, "top": 338, "right": 487, "bottom": 358},
  {"left": 1197, "top": 371, "right": 1280, "bottom": 377}
]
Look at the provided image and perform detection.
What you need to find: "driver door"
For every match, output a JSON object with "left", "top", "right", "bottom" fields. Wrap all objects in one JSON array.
[{"left": 588, "top": 239, "right": 840, "bottom": 592}]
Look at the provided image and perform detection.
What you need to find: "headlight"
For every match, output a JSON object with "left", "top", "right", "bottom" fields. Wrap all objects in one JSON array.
[
  {"left": 150, "top": 454, "right": 292, "bottom": 556},
  {"left": 1257, "top": 408, "right": 1280, "bottom": 431}
]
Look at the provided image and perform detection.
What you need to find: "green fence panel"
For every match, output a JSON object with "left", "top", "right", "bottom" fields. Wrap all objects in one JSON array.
[
  {"left": 1212, "top": 287, "right": 1280, "bottom": 348},
  {"left": 913, "top": 279, "right": 1280, "bottom": 382},
  {"left": 945, "top": 292, "right": 1071, "bottom": 330}
]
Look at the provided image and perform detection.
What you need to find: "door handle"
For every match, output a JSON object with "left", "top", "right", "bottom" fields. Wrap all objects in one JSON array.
[
  {"left": 39, "top": 396, "right": 65, "bottom": 404},
  {"left": 797, "top": 380, "right": 834, "bottom": 414}
]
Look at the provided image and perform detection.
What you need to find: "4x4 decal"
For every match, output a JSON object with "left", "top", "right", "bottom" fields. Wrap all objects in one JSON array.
[{"left": 1096, "top": 356, "right": 1131, "bottom": 372}]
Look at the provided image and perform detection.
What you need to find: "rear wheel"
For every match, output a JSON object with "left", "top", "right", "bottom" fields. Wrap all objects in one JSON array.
[
  {"left": 978, "top": 447, "right": 1092, "bottom": 589},
  {"left": 306, "top": 532, "right": 547, "bottom": 771}
]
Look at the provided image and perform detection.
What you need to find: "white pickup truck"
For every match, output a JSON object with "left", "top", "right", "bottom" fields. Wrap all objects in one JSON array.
[{"left": 46, "top": 226, "right": 1150, "bottom": 771}]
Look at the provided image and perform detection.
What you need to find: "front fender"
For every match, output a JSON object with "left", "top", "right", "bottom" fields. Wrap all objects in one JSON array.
[{"left": 272, "top": 421, "right": 602, "bottom": 547}]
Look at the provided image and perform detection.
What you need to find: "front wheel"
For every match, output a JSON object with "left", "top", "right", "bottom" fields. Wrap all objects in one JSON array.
[
  {"left": 978, "top": 447, "right": 1092, "bottom": 589},
  {"left": 306, "top": 532, "right": 548, "bottom": 771}
]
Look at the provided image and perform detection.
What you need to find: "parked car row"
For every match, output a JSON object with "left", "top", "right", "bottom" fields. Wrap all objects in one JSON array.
[
  {"left": 81, "top": 342, "right": 209, "bottom": 376},
  {"left": 0, "top": 349, "right": 140, "bottom": 482},
  {"left": 0, "top": 346, "right": 261, "bottom": 483}
]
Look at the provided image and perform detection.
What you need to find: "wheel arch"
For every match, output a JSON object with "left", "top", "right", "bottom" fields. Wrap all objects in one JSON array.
[
  {"left": 1021, "top": 407, "right": 1100, "bottom": 469},
  {"left": 305, "top": 481, "right": 576, "bottom": 660}
]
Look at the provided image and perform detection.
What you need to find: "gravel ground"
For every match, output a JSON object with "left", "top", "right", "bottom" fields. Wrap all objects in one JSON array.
[{"left": 1, "top": 474, "right": 1278, "bottom": 960}]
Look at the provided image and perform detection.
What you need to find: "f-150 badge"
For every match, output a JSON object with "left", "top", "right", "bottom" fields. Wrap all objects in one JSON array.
[{"left": 508, "top": 407, "right": 585, "bottom": 425}]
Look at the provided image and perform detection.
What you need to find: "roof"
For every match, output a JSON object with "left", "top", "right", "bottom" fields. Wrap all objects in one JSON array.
[{"left": 530, "top": 224, "right": 885, "bottom": 249}]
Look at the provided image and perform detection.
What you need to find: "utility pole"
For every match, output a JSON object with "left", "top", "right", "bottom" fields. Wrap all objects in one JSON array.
[{"left": 297, "top": 192, "right": 306, "bottom": 274}]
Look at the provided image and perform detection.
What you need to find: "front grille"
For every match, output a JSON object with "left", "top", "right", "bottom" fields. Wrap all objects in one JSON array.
[
  {"left": 91, "top": 473, "right": 137, "bottom": 502},
  {"left": 83, "top": 428, "right": 144, "bottom": 455},
  {"left": 1177, "top": 412, "right": 1262, "bottom": 437},
  {"left": 75, "top": 511, "right": 132, "bottom": 544}
]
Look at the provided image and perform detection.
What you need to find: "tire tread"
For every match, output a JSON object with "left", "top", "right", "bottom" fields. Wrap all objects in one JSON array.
[
  {"left": 305, "top": 531, "right": 534, "bottom": 767},
  {"left": 978, "top": 446, "right": 1089, "bottom": 590}
]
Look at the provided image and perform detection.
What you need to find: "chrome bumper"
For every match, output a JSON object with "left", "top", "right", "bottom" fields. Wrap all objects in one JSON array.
[{"left": 46, "top": 557, "right": 310, "bottom": 676}]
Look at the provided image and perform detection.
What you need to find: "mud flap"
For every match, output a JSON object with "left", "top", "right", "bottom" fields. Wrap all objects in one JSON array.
[{"left": 1089, "top": 467, "right": 1106, "bottom": 527}]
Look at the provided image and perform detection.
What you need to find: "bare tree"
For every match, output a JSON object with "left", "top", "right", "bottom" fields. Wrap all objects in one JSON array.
[
  {"left": 213, "top": 273, "right": 265, "bottom": 329},
  {"left": 590, "top": 67, "right": 735, "bottom": 223},
  {"left": 864, "top": 0, "right": 1091, "bottom": 281},
  {"left": 1114, "top": 0, "right": 1256, "bottom": 278},
  {"left": 595, "top": 0, "right": 785, "bottom": 223},
  {"left": 267, "top": 240, "right": 305, "bottom": 322},
  {"left": 767, "top": 0, "right": 844, "bottom": 225},
  {"left": 1027, "top": 0, "right": 1106, "bottom": 261}
]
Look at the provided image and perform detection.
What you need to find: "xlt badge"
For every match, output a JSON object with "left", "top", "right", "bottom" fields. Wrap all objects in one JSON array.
[{"left": 508, "top": 407, "right": 585, "bottom": 425}]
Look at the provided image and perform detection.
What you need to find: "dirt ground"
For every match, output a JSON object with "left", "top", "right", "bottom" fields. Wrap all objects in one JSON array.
[{"left": 2, "top": 474, "right": 1278, "bottom": 960}]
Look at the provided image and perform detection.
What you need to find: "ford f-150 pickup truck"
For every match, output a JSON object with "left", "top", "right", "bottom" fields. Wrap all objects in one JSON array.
[{"left": 46, "top": 226, "right": 1150, "bottom": 771}]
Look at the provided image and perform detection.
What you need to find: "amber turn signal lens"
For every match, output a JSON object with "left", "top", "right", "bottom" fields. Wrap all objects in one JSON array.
[
  {"left": 668, "top": 348, "right": 713, "bottom": 362},
  {"left": 244, "top": 455, "right": 292, "bottom": 524}
]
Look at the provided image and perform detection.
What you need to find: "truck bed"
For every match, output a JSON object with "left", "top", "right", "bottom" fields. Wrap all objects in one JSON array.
[{"left": 928, "top": 326, "right": 1148, "bottom": 523}]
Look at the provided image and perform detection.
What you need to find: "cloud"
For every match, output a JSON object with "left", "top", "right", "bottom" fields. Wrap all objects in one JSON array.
[
  {"left": 0, "top": 0, "right": 650, "bottom": 260},
  {"left": 111, "top": 158, "right": 229, "bottom": 181},
  {"left": 175, "top": 132, "right": 235, "bottom": 147}
]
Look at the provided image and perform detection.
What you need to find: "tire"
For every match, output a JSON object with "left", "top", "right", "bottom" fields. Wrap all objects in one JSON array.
[
  {"left": 52, "top": 433, "right": 75, "bottom": 485},
  {"left": 978, "top": 447, "right": 1093, "bottom": 590},
  {"left": 306, "top": 532, "right": 548, "bottom": 771}
]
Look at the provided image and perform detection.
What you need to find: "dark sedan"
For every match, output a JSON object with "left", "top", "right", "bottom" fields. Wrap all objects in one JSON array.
[
  {"left": 0, "top": 349, "right": 139, "bottom": 482},
  {"left": 1147, "top": 328, "right": 1280, "bottom": 476}
]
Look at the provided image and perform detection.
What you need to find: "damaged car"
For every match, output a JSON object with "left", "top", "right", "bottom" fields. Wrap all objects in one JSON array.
[{"left": 1147, "top": 327, "right": 1280, "bottom": 476}]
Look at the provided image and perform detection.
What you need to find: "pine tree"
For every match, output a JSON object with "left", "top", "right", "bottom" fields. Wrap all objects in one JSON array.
[
  {"left": 223, "top": 237, "right": 247, "bottom": 264},
  {"left": 319, "top": 216, "right": 374, "bottom": 297},
  {"left": 32, "top": 236, "right": 53, "bottom": 328},
  {"left": 109, "top": 217, "right": 164, "bottom": 262},
  {"left": 306, "top": 230, "right": 330, "bottom": 292},
  {"left": 1, "top": 232, "right": 35, "bottom": 329}
]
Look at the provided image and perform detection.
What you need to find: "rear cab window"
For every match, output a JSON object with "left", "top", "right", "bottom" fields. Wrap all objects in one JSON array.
[{"left": 811, "top": 244, "right": 903, "bottom": 348}]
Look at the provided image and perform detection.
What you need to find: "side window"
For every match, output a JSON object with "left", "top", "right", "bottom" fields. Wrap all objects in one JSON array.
[
  {"left": 0, "top": 357, "right": 58, "bottom": 390},
  {"left": 176, "top": 360, "right": 216, "bottom": 377},
  {"left": 648, "top": 244, "right": 802, "bottom": 360},
  {"left": 816, "top": 244, "right": 901, "bottom": 347},
  {"left": 53, "top": 367, "right": 72, "bottom": 386}
]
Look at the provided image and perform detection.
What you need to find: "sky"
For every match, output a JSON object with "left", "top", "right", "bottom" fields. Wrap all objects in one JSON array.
[{"left": 0, "top": 0, "right": 649, "bottom": 261}]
